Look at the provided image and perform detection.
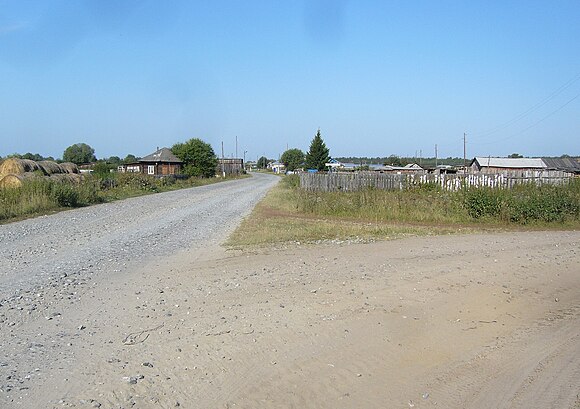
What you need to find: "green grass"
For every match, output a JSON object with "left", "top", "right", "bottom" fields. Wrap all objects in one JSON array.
[
  {"left": 0, "top": 178, "right": 101, "bottom": 221},
  {"left": 292, "top": 175, "right": 580, "bottom": 226},
  {"left": 227, "top": 175, "right": 580, "bottom": 248}
]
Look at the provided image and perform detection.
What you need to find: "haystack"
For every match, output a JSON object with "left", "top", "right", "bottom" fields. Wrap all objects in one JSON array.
[
  {"left": 38, "top": 160, "right": 64, "bottom": 175},
  {"left": 0, "top": 158, "right": 42, "bottom": 176},
  {"left": 59, "top": 162, "right": 80, "bottom": 174},
  {"left": 0, "top": 174, "right": 24, "bottom": 188},
  {"left": 50, "top": 173, "right": 82, "bottom": 183}
]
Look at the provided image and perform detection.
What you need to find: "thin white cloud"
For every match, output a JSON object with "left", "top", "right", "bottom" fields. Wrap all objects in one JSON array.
[{"left": 0, "top": 22, "right": 29, "bottom": 35}]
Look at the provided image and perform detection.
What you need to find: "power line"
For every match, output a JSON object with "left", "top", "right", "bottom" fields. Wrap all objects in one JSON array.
[
  {"left": 472, "top": 71, "right": 580, "bottom": 138},
  {"left": 471, "top": 91, "right": 580, "bottom": 146}
]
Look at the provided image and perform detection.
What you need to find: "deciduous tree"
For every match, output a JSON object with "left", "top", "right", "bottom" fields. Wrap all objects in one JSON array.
[
  {"left": 172, "top": 138, "right": 218, "bottom": 178},
  {"left": 257, "top": 156, "right": 269, "bottom": 169},
  {"left": 63, "top": 143, "right": 96, "bottom": 164},
  {"left": 280, "top": 148, "right": 305, "bottom": 171},
  {"left": 123, "top": 154, "right": 138, "bottom": 164}
]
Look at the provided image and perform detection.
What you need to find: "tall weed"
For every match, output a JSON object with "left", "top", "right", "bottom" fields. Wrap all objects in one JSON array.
[
  {"left": 0, "top": 178, "right": 102, "bottom": 220},
  {"left": 294, "top": 176, "right": 579, "bottom": 226}
]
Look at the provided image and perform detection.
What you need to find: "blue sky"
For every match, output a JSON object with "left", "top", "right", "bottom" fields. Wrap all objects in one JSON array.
[{"left": 1, "top": 0, "right": 579, "bottom": 161}]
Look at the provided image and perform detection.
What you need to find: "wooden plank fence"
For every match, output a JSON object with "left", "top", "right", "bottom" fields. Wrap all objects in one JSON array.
[{"left": 300, "top": 170, "right": 571, "bottom": 192}]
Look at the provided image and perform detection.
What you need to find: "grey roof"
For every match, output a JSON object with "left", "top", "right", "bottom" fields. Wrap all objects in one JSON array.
[
  {"left": 541, "top": 157, "right": 580, "bottom": 173},
  {"left": 375, "top": 164, "right": 423, "bottom": 171},
  {"left": 139, "top": 147, "right": 182, "bottom": 163},
  {"left": 473, "top": 157, "right": 546, "bottom": 169}
]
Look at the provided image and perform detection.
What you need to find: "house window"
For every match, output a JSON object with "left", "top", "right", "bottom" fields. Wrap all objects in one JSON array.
[{"left": 148, "top": 165, "right": 155, "bottom": 175}]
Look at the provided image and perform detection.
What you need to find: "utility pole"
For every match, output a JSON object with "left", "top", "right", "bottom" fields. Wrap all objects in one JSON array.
[
  {"left": 235, "top": 136, "right": 238, "bottom": 159},
  {"left": 435, "top": 144, "right": 438, "bottom": 168},
  {"left": 463, "top": 132, "right": 467, "bottom": 173},
  {"left": 419, "top": 149, "right": 422, "bottom": 166},
  {"left": 221, "top": 141, "right": 225, "bottom": 177}
]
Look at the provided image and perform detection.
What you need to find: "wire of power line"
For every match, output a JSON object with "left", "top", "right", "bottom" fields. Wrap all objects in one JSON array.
[
  {"left": 471, "top": 91, "right": 580, "bottom": 146},
  {"left": 472, "top": 71, "right": 580, "bottom": 138}
]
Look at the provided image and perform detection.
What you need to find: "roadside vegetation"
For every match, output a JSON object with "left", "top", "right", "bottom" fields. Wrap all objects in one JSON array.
[
  {"left": 228, "top": 175, "right": 580, "bottom": 247},
  {"left": 0, "top": 137, "right": 242, "bottom": 223},
  {"left": 0, "top": 173, "right": 243, "bottom": 222}
]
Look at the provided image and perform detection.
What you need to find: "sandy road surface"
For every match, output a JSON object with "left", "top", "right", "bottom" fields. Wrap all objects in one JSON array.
[
  {"left": 1, "top": 182, "right": 579, "bottom": 408},
  {"left": 0, "top": 173, "right": 279, "bottom": 297}
]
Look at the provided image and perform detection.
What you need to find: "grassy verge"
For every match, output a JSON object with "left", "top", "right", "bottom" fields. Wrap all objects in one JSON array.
[
  {"left": 227, "top": 175, "right": 580, "bottom": 248},
  {"left": 0, "top": 173, "right": 247, "bottom": 223}
]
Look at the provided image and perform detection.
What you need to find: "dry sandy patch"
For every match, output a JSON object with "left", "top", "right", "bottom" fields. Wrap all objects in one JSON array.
[{"left": 2, "top": 231, "right": 579, "bottom": 408}]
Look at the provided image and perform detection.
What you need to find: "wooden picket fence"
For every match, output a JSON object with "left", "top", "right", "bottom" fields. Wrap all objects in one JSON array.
[{"left": 299, "top": 170, "right": 572, "bottom": 192}]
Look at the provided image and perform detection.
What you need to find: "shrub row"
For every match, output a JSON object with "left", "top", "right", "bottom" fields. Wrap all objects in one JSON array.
[
  {"left": 464, "top": 182, "right": 579, "bottom": 223},
  {"left": 295, "top": 177, "right": 580, "bottom": 226}
]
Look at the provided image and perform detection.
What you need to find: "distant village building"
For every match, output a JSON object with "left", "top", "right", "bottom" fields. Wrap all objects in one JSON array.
[
  {"left": 326, "top": 159, "right": 358, "bottom": 171},
  {"left": 432, "top": 164, "right": 457, "bottom": 174},
  {"left": 325, "top": 159, "right": 424, "bottom": 174},
  {"left": 375, "top": 163, "right": 425, "bottom": 174},
  {"left": 118, "top": 147, "right": 183, "bottom": 176},
  {"left": 268, "top": 161, "right": 286, "bottom": 174},
  {"left": 217, "top": 158, "right": 244, "bottom": 176},
  {"left": 541, "top": 157, "right": 580, "bottom": 175},
  {"left": 470, "top": 157, "right": 546, "bottom": 174},
  {"left": 245, "top": 161, "right": 257, "bottom": 171}
]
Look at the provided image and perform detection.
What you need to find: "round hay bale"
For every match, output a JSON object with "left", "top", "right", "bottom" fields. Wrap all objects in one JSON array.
[
  {"left": 59, "top": 162, "right": 80, "bottom": 174},
  {"left": 0, "top": 174, "right": 24, "bottom": 188},
  {"left": 0, "top": 158, "right": 41, "bottom": 176},
  {"left": 38, "top": 160, "right": 64, "bottom": 175},
  {"left": 50, "top": 173, "right": 82, "bottom": 184}
]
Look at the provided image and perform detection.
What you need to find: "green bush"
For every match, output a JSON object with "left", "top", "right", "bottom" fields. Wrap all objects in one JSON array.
[
  {"left": 50, "top": 182, "right": 79, "bottom": 207},
  {"left": 282, "top": 174, "right": 300, "bottom": 189},
  {"left": 505, "top": 183, "right": 579, "bottom": 224},
  {"left": 114, "top": 173, "right": 159, "bottom": 192},
  {"left": 462, "top": 182, "right": 579, "bottom": 224},
  {"left": 464, "top": 188, "right": 502, "bottom": 219}
]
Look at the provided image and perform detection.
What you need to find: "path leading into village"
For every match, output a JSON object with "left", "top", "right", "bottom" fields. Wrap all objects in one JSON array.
[{"left": 1, "top": 173, "right": 579, "bottom": 408}]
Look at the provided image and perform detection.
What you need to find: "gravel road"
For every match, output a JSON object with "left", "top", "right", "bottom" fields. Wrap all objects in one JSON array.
[
  {"left": 1, "top": 174, "right": 578, "bottom": 409},
  {"left": 0, "top": 173, "right": 278, "bottom": 322}
]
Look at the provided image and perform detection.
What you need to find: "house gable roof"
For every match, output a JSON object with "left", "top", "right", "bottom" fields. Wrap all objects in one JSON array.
[
  {"left": 472, "top": 157, "right": 546, "bottom": 169},
  {"left": 541, "top": 157, "right": 580, "bottom": 173},
  {"left": 139, "top": 147, "right": 183, "bottom": 163}
]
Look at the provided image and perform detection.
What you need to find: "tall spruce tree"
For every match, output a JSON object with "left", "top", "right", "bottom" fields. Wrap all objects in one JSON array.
[{"left": 305, "top": 129, "right": 330, "bottom": 171}]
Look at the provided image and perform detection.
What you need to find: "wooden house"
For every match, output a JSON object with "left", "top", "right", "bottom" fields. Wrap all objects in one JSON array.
[{"left": 119, "top": 147, "right": 183, "bottom": 176}]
